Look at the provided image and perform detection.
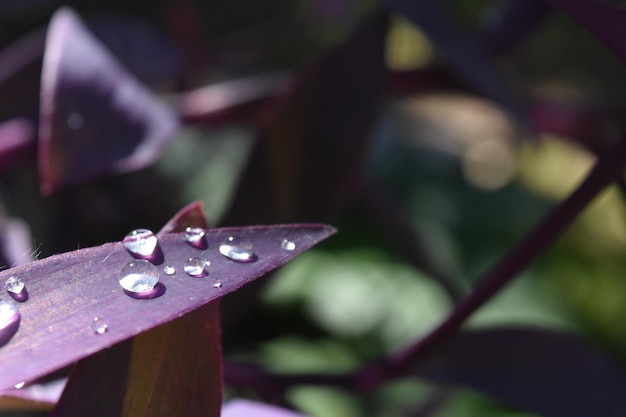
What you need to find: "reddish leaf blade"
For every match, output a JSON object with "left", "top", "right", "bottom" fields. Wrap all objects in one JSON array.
[
  {"left": 414, "top": 328, "right": 626, "bottom": 417},
  {"left": 0, "top": 223, "right": 335, "bottom": 392},
  {"left": 222, "top": 399, "right": 309, "bottom": 417},
  {"left": 38, "top": 7, "right": 179, "bottom": 193},
  {"left": 158, "top": 201, "right": 210, "bottom": 235}
]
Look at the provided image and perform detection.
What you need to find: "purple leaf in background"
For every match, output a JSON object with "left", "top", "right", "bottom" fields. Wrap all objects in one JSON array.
[
  {"left": 222, "top": 399, "right": 309, "bottom": 417},
  {"left": 384, "top": 0, "right": 528, "bottom": 126},
  {"left": 0, "top": 223, "right": 335, "bottom": 392},
  {"left": 0, "top": 118, "right": 36, "bottom": 173},
  {"left": 544, "top": 0, "right": 626, "bottom": 66},
  {"left": 414, "top": 327, "right": 626, "bottom": 417},
  {"left": 38, "top": 7, "right": 180, "bottom": 194}
]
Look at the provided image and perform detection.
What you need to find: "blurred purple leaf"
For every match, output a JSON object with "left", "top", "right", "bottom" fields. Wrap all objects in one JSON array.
[
  {"left": 544, "top": 0, "right": 626, "bottom": 65},
  {"left": 0, "top": 223, "right": 335, "bottom": 392},
  {"left": 38, "top": 7, "right": 180, "bottom": 194},
  {"left": 384, "top": 0, "right": 528, "bottom": 126},
  {"left": 222, "top": 399, "right": 309, "bottom": 417},
  {"left": 0, "top": 118, "right": 36, "bottom": 173},
  {"left": 225, "top": 12, "right": 387, "bottom": 224},
  {"left": 0, "top": 215, "right": 34, "bottom": 269},
  {"left": 414, "top": 327, "right": 626, "bottom": 417}
]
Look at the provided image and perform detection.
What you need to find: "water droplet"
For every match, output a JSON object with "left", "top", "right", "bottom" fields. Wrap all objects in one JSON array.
[
  {"left": 184, "top": 227, "right": 207, "bottom": 249},
  {"left": 14, "top": 381, "right": 25, "bottom": 389},
  {"left": 91, "top": 317, "right": 108, "bottom": 334},
  {"left": 0, "top": 298, "right": 20, "bottom": 347},
  {"left": 219, "top": 236, "right": 255, "bottom": 262},
  {"left": 163, "top": 265, "right": 176, "bottom": 275},
  {"left": 4, "top": 276, "right": 24, "bottom": 294},
  {"left": 184, "top": 257, "right": 208, "bottom": 277},
  {"left": 122, "top": 229, "right": 158, "bottom": 259},
  {"left": 212, "top": 280, "right": 222, "bottom": 289},
  {"left": 280, "top": 239, "right": 296, "bottom": 251},
  {"left": 118, "top": 260, "right": 159, "bottom": 293},
  {"left": 67, "top": 112, "right": 83, "bottom": 129}
]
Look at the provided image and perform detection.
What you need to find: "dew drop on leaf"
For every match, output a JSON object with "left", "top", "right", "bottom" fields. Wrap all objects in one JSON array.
[
  {"left": 184, "top": 257, "right": 208, "bottom": 277},
  {"left": 163, "top": 265, "right": 176, "bottom": 275},
  {"left": 122, "top": 229, "right": 158, "bottom": 259},
  {"left": 184, "top": 227, "right": 207, "bottom": 249},
  {"left": 0, "top": 298, "right": 20, "bottom": 347},
  {"left": 118, "top": 260, "right": 160, "bottom": 293},
  {"left": 90, "top": 317, "right": 108, "bottom": 335},
  {"left": 219, "top": 236, "right": 255, "bottom": 262},
  {"left": 280, "top": 239, "right": 296, "bottom": 251},
  {"left": 212, "top": 280, "right": 222, "bottom": 289},
  {"left": 4, "top": 277, "right": 25, "bottom": 294}
]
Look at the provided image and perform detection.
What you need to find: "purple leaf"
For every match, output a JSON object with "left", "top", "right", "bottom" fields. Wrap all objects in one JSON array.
[
  {"left": 38, "top": 7, "right": 180, "bottom": 194},
  {"left": 414, "top": 327, "right": 626, "bottom": 417},
  {"left": 384, "top": 0, "right": 528, "bottom": 125},
  {"left": 544, "top": 0, "right": 626, "bottom": 65},
  {"left": 222, "top": 399, "right": 309, "bottom": 417},
  {"left": 0, "top": 118, "right": 36, "bottom": 173},
  {"left": 0, "top": 223, "right": 335, "bottom": 392}
]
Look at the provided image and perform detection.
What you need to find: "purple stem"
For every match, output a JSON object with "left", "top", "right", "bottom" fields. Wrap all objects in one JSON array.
[{"left": 353, "top": 129, "right": 626, "bottom": 390}]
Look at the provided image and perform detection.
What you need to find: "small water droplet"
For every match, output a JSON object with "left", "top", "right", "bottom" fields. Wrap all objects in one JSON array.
[
  {"left": 67, "top": 112, "right": 84, "bottom": 129},
  {"left": 14, "top": 381, "right": 25, "bottom": 389},
  {"left": 118, "top": 260, "right": 159, "bottom": 293},
  {"left": 184, "top": 257, "right": 208, "bottom": 277},
  {"left": 212, "top": 280, "right": 222, "bottom": 288},
  {"left": 0, "top": 298, "right": 20, "bottom": 347},
  {"left": 280, "top": 239, "right": 296, "bottom": 251},
  {"left": 91, "top": 317, "right": 108, "bottom": 334},
  {"left": 163, "top": 265, "right": 176, "bottom": 275},
  {"left": 219, "top": 236, "right": 255, "bottom": 262},
  {"left": 184, "top": 227, "right": 207, "bottom": 249},
  {"left": 122, "top": 229, "right": 158, "bottom": 259},
  {"left": 4, "top": 276, "right": 24, "bottom": 294}
]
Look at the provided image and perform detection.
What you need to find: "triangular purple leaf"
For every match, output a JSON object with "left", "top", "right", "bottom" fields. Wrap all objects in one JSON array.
[
  {"left": 38, "top": 7, "right": 180, "bottom": 193},
  {"left": 0, "top": 223, "right": 335, "bottom": 392},
  {"left": 414, "top": 327, "right": 626, "bottom": 417}
]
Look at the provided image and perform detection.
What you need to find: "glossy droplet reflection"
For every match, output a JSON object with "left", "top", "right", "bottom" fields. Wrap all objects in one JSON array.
[
  {"left": 118, "top": 260, "right": 159, "bottom": 293},
  {"left": 219, "top": 236, "right": 255, "bottom": 262},
  {"left": 184, "top": 257, "right": 208, "bottom": 277},
  {"left": 163, "top": 265, "right": 176, "bottom": 275},
  {"left": 212, "top": 280, "right": 222, "bottom": 289},
  {"left": 91, "top": 317, "right": 108, "bottom": 334},
  {"left": 4, "top": 276, "right": 24, "bottom": 294},
  {"left": 280, "top": 239, "right": 296, "bottom": 251},
  {"left": 184, "top": 227, "right": 207, "bottom": 249},
  {"left": 122, "top": 229, "right": 158, "bottom": 258},
  {"left": 0, "top": 298, "right": 20, "bottom": 347}
]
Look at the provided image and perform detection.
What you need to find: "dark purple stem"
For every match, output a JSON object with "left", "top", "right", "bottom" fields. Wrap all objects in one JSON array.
[{"left": 354, "top": 130, "right": 626, "bottom": 390}]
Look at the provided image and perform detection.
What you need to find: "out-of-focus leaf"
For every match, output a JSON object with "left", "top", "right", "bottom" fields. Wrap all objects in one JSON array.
[
  {"left": 384, "top": 0, "right": 527, "bottom": 125},
  {"left": 222, "top": 399, "right": 309, "bottom": 417},
  {"left": 38, "top": 8, "right": 180, "bottom": 194},
  {"left": 544, "top": 0, "right": 626, "bottom": 65},
  {"left": 414, "top": 327, "right": 626, "bottom": 417},
  {"left": 173, "top": 72, "right": 291, "bottom": 125},
  {"left": 0, "top": 223, "right": 335, "bottom": 392},
  {"left": 0, "top": 215, "right": 34, "bottom": 269},
  {"left": 0, "top": 118, "right": 36, "bottom": 173},
  {"left": 52, "top": 202, "right": 223, "bottom": 417},
  {"left": 224, "top": 12, "right": 388, "bottom": 224}
]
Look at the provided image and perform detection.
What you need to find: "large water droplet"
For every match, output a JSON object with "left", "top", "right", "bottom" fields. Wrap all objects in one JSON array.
[
  {"left": 0, "top": 298, "right": 20, "bottom": 347},
  {"left": 4, "top": 277, "right": 24, "bottom": 294},
  {"left": 219, "top": 236, "right": 255, "bottom": 262},
  {"left": 280, "top": 239, "right": 296, "bottom": 251},
  {"left": 184, "top": 257, "right": 208, "bottom": 277},
  {"left": 184, "top": 227, "right": 207, "bottom": 249},
  {"left": 118, "top": 260, "right": 159, "bottom": 293},
  {"left": 163, "top": 265, "right": 176, "bottom": 275},
  {"left": 122, "top": 229, "right": 158, "bottom": 259},
  {"left": 90, "top": 317, "right": 108, "bottom": 335}
]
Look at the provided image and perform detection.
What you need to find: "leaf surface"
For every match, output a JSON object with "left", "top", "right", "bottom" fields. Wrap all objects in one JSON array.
[{"left": 0, "top": 223, "right": 335, "bottom": 392}]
